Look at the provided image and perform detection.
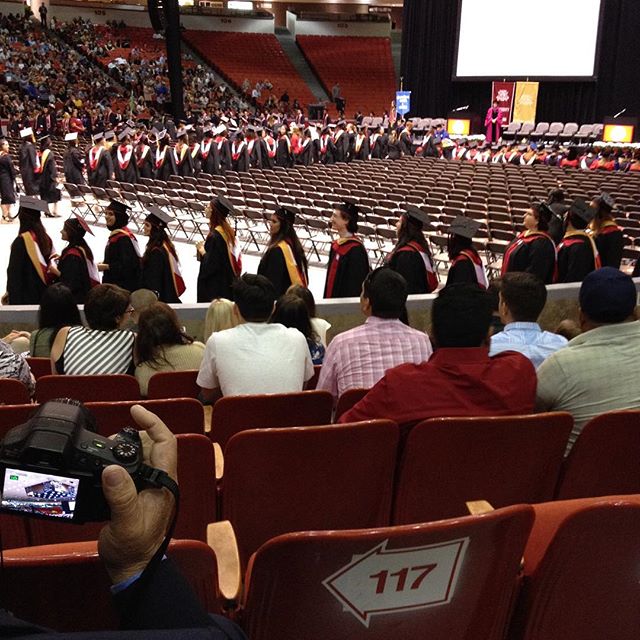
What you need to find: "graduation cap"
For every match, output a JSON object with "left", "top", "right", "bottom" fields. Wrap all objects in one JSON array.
[
  {"left": 569, "top": 198, "right": 596, "bottom": 224},
  {"left": 145, "top": 205, "right": 173, "bottom": 227},
  {"left": 65, "top": 215, "right": 95, "bottom": 236},
  {"left": 229, "top": 118, "right": 238, "bottom": 129},
  {"left": 215, "top": 195, "right": 234, "bottom": 219},
  {"left": 92, "top": 132, "right": 104, "bottom": 143},
  {"left": 117, "top": 128, "right": 132, "bottom": 142},
  {"left": 598, "top": 192, "right": 615, "bottom": 211},
  {"left": 213, "top": 124, "right": 226, "bottom": 136},
  {"left": 337, "top": 197, "right": 359, "bottom": 220},
  {"left": 448, "top": 215, "right": 481, "bottom": 239},
  {"left": 19, "top": 127, "right": 34, "bottom": 139},
  {"left": 104, "top": 131, "right": 116, "bottom": 141},
  {"left": 156, "top": 129, "right": 167, "bottom": 141},
  {"left": 106, "top": 199, "right": 131, "bottom": 217},
  {"left": 19, "top": 196, "right": 49, "bottom": 216},
  {"left": 274, "top": 206, "right": 296, "bottom": 226},
  {"left": 176, "top": 128, "right": 188, "bottom": 139},
  {"left": 247, "top": 125, "right": 256, "bottom": 134},
  {"left": 537, "top": 202, "right": 554, "bottom": 224},
  {"left": 150, "top": 127, "right": 162, "bottom": 137},
  {"left": 38, "top": 134, "right": 50, "bottom": 143},
  {"left": 126, "top": 119, "right": 136, "bottom": 129},
  {"left": 64, "top": 132, "right": 78, "bottom": 142},
  {"left": 405, "top": 204, "right": 429, "bottom": 227}
]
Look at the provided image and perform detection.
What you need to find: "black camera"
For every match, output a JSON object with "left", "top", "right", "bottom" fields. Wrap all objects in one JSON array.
[{"left": 0, "top": 399, "right": 145, "bottom": 524}]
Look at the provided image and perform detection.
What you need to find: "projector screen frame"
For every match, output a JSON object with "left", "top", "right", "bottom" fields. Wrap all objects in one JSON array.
[{"left": 452, "top": 0, "right": 605, "bottom": 82}]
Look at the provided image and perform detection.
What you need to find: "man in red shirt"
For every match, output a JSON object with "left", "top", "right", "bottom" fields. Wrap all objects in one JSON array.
[{"left": 340, "top": 284, "right": 536, "bottom": 426}]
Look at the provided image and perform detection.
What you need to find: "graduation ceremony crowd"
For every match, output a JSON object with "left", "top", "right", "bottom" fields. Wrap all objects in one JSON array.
[{"left": 0, "top": 7, "right": 639, "bottom": 639}]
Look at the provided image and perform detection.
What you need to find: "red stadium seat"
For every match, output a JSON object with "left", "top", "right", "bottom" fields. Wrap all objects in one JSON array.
[
  {"left": 554, "top": 410, "right": 640, "bottom": 499},
  {"left": 0, "top": 378, "right": 31, "bottom": 405},
  {"left": 335, "top": 388, "right": 369, "bottom": 420},
  {"left": 209, "top": 390, "right": 333, "bottom": 449},
  {"left": 304, "top": 364, "right": 321, "bottom": 390},
  {"left": 511, "top": 495, "right": 640, "bottom": 640},
  {"left": 0, "top": 404, "right": 37, "bottom": 438},
  {"left": 1, "top": 539, "right": 221, "bottom": 632},
  {"left": 241, "top": 504, "right": 534, "bottom": 640},
  {"left": 146, "top": 370, "right": 200, "bottom": 399},
  {"left": 25, "top": 357, "right": 52, "bottom": 380},
  {"left": 393, "top": 413, "right": 573, "bottom": 524},
  {"left": 36, "top": 375, "right": 141, "bottom": 403},
  {"left": 222, "top": 421, "right": 399, "bottom": 568},
  {"left": 0, "top": 514, "right": 31, "bottom": 549}
]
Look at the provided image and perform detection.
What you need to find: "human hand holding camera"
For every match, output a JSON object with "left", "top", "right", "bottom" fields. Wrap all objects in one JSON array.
[{"left": 99, "top": 405, "right": 178, "bottom": 585}]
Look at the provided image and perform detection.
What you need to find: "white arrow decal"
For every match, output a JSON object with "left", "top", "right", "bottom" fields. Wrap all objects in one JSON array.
[{"left": 323, "top": 537, "right": 469, "bottom": 627}]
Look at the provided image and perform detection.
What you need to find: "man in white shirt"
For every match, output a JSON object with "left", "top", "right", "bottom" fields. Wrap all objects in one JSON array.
[
  {"left": 317, "top": 268, "right": 432, "bottom": 400},
  {"left": 197, "top": 274, "right": 313, "bottom": 399}
]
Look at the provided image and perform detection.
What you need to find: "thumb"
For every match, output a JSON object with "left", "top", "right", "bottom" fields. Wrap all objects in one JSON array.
[{"left": 102, "top": 465, "right": 139, "bottom": 526}]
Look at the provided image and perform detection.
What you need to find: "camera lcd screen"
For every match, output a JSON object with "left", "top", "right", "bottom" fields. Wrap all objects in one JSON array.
[{"left": 1, "top": 468, "right": 79, "bottom": 520}]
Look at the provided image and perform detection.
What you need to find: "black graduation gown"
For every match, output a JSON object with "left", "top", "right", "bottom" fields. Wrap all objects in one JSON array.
[
  {"left": 353, "top": 136, "right": 370, "bottom": 161},
  {"left": 333, "top": 132, "right": 348, "bottom": 163},
  {"left": 136, "top": 145, "right": 155, "bottom": 180},
  {"left": 388, "top": 250, "right": 434, "bottom": 295},
  {"left": 446, "top": 251, "right": 485, "bottom": 287},
  {"left": 19, "top": 142, "right": 41, "bottom": 196},
  {"left": 502, "top": 234, "right": 556, "bottom": 284},
  {"left": 258, "top": 245, "right": 298, "bottom": 299},
  {"left": 87, "top": 147, "right": 113, "bottom": 188},
  {"left": 323, "top": 240, "right": 370, "bottom": 298},
  {"left": 319, "top": 137, "right": 336, "bottom": 165},
  {"left": 63, "top": 147, "right": 85, "bottom": 185},
  {"left": 259, "top": 138, "right": 274, "bottom": 170},
  {"left": 548, "top": 203, "right": 568, "bottom": 245},
  {"left": 595, "top": 227, "right": 624, "bottom": 269},
  {"left": 217, "top": 139, "right": 232, "bottom": 174},
  {"left": 295, "top": 140, "right": 313, "bottom": 166},
  {"left": 399, "top": 130, "right": 414, "bottom": 156},
  {"left": 156, "top": 148, "right": 178, "bottom": 182},
  {"left": 276, "top": 138, "right": 293, "bottom": 168},
  {"left": 57, "top": 246, "right": 93, "bottom": 304},
  {"left": 197, "top": 231, "right": 236, "bottom": 303},
  {"left": 633, "top": 258, "right": 640, "bottom": 278},
  {"left": 201, "top": 142, "right": 219, "bottom": 175},
  {"left": 557, "top": 234, "right": 598, "bottom": 283},
  {"left": 190, "top": 145, "right": 202, "bottom": 177},
  {"left": 248, "top": 140, "right": 261, "bottom": 169},
  {"left": 102, "top": 232, "right": 142, "bottom": 293},
  {"left": 38, "top": 151, "right": 60, "bottom": 203},
  {"left": 369, "top": 135, "right": 383, "bottom": 160},
  {"left": 7, "top": 235, "right": 49, "bottom": 305},
  {"left": 0, "top": 154, "right": 17, "bottom": 204},
  {"left": 230, "top": 143, "right": 249, "bottom": 172},
  {"left": 175, "top": 147, "right": 195, "bottom": 178},
  {"left": 141, "top": 246, "right": 181, "bottom": 303},
  {"left": 114, "top": 146, "right": 139, "bottom": 184},
  {"left": 345, "top": 131, "right": 356, "bottom": 162},
  {"left": 386, "top": 140, "right": 401, "bottom": 160}
]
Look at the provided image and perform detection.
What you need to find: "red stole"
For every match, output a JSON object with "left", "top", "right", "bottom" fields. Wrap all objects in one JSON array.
[
  {"left": 190, "top": 143, "right": 200, "bottom": 159},
  {"left": 201, "top": 140, "right": 212, "bottom": 160},
  {"left": 265, "top": 137, "right": 277, "bottom": 158},
  {"left": 117, "top": 144, "right": 133, "bottom": 170},
  {"left": 108, "top": 227, "right": 141, "bottom": 257},
  {"left": 597, "top": 221, "right": 622, "bottom": 236},
  {"left": 325, "top": 237, "right": 363, "bottom": 298},
  {"left": 89, "top": 146, "right": 103, "bottom": 171},
  {"left": 162, "top": 242, "right": 186, "bottom": 297},
  {"left": 231, "top": 141, "right": 246, "bottom": 161},
  {"left": 174, "top": 145, "right": 188, "bottom": 165},
  {"left": 34, "top": 149, "right": 50, "bottom": 174},
  {"left": 22, "top": 231, "right": 52, "bottom": 285},
  {"left": 502, "top": 231, "right": 556, "bottom": 276},
  {"left": 155, "top": 147, "right": 167, "bottom": 169},
  {"left": 136, "top": 144, "right": 150, "bottom": 167},
  {"left": 452, "top": 249, "right": 488, "bottom": 289},
  {"left": 395, "top": 241, "right": 439, "bottom": 291},
  {"left": 558, "top": 231, "right": 602, "bottom": 271}
]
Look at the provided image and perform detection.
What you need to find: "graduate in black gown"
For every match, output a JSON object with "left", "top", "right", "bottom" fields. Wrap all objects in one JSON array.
[
  {"left": 174, "top": 129, "right": 194, "bottom": 178},
  {"left": 445, "top": 216, "right": 488, "bottom": 288},
  {"left": 37, "top": 135, "right": 62, "bottom": 218},
  {"left": 141, "top": 206, "right": 185, "bottom": 303},
  {"left": 200, "top": 127, "right": 219, "bottom": 175},
  {"left": 387, "top": 205, "right": 438, "bottom": 294},
  {"left": 189, "top": 133, "right": 202, "bottom": 177},
  {"left": 49, "top": 216, "right": 99, "bottom": 304},
  {"left": 87, "top": 132, "right": 114, "bottom": 188},
  {"left": 318, "top": 126, "right": 336, "bottom": 164},
  {"left": 324, "top": 200, "right": 370, "bottom": 298},
  {"left": 5, "top": 197, "right": 54, "bottom": 305},
  {"left": 246, "top": 126, "right": 262, "bottom": 169},
  {"left": 136, "top": 132, "right": 155, "bottom": 180},
  {"left": 258, "top": 206, "right": 309, "bottom": 298},
  {"left": 557, "top": 198, "right": 601, "bottom": 283},
  {"left": 215, "top": 125, "right": 232, "bottom": 174},
  {"left": 230, "top": 132, "right": 249, "bottom": 172},
  {"left": 62, "top": 132, "right": 85, "bottom": 185},
  {"left": 332, "top": 122, "right": 349, "bottom": 163},
  {"left": 0, "top": 137, "right": 17, "bottom": 222},
  {"left": 501, "top": 202, "right": 557, "bottom": 284},
  {"left": 155, "top": 131, "right": 178, "bottom": 181},
  {"left": 114, "top": 128, "right": 139, "bottom": 184},
  {"left": 98, "top": 199, "right": 142, "bottom": 293},
  {"left": 353, "top": 125, "right": 370, "bottom": 161},
  {"left": 18, "top": 127, "right": 41, "bottom": 196},
  {"left": 276, "top": 125, "right": 293, "bottom": 168},
  {"left": 196, "top": 196, "right": 242, "bottom": 302},
  {"left": 591, "top": 192, "right": 624, "bottom": 269},
  {"left": 294, "top": 129, "right": 313, "bottom": 166},
  {"left": 260, "top": 128, "right": 277, "bottom": 170}
]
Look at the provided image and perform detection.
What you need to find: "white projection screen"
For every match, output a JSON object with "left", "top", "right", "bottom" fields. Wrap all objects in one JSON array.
[{"left": 455, "top": 0, "right": 603, "bottom": 79}]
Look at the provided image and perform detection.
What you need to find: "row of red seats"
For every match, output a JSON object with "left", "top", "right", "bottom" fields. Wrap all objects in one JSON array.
[{"left": 2, "top": 494, "right": 638, "bottom": 639}]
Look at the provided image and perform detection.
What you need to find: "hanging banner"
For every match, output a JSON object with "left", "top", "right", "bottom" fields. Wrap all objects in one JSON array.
[
  {"left": 513, "top": 82, "right": 539, "bottom": 124},
  {"left": 491, "top": 81, "right": 515, "bottom": 124},
  {"left": 396, "top": 91, "right": 411, "bottom": 117}
]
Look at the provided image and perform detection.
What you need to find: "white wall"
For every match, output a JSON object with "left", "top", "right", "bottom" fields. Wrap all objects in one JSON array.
[{"left": 286, "top": 10, "right": 390, "bottom": 38}]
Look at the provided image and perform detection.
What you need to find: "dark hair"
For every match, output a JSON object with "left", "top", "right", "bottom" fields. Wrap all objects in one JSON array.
[
  {"left": 362, "top": 267, "right": 408, "bottom": 319},
  {"left": 143, "top": 222, "right": 178, "bottom": 262},
  {"left": 530, "top": 203, "right": 549, "bottom": 232},
  {"left": 232, "top": 274, "right": 275, "bottom": 322},
  {"left": 84, "top": 284, "right": 130, "bottom": 330},
  {"left": 548, "top": 189, "right": 565, "bottom": 204},
  {"left": 447, "top": 233, "right": 472, "bottom": 259},
  {"left": 337, "top": 202, "right": 359, "bottom": 234},
  {"left": 396, "top": 214, "right": 432, "bottom": 256},
  {"left": 63, "top": 219, "right": 94, "bottom": 262},
  {"left": 18, "top": 208, "right": 53, "bottom": 259},
  {"left": 270, "top": 294, "right": 317, "bottom": 341},
  {"left": 268, "top": 215, "right": 309, "bottom": 279},
  {"left": 567, "top": 210, "right": 589, "bottom": 230},
  {"left": 500, "top": 272, "right": 547, "bottom": 322},
  {"left": 287, "top": 284, "right": 317, "bottom": 317},
  {"left": 38, "top": 283, "right": 82, "bottom": 346},
  {"left": 432, "top": 284, "right": 493, "bottom": 348},
  {"left": 134, "top": 302, "right": 193, "bottom": 367}
]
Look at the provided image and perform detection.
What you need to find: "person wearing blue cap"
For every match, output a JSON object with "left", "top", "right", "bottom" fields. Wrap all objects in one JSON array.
[{"left": 537, "top": 267, "right": 640, "bottom": 449}]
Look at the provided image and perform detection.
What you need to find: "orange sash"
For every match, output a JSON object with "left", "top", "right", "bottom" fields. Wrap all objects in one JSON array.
[
  {"left": 277, "top": 240, "right": 307, "bottom": 287},
  {"left": 22, "top": 232, "right": 51, "bottom": 285}
]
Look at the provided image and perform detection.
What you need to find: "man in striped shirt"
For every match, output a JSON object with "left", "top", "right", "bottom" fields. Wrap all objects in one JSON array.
[{"left": 317, "top": 268, "right": 432, "bottom": 401}]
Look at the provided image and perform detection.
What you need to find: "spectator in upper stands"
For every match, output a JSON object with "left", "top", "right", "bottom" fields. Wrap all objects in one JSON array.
[
  {"left": 536, "top": 267, "right": 640, "bottom": 449},
  {"left": 340, "top": 284, "right": 536, "bottom": 425},
  {"left": 197, "top": 274, "right": 313, "bottom": 400},
  {"left": 50, "top": 284, "right": 136, "bottom": 375},
  {"left": 317, "top": 267, "right": 432, "bottom": 401},
  {"left": 490, "top": 272, "right": 567, "bottom": 368},
  {"left": 133, "top": 302, "right": 204, "bottom": 396}
]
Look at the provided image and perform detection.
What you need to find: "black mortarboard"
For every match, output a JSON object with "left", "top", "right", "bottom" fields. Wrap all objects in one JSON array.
[
  {"left": 337, "top": 198, "right": 359, "bottom": 220},
  {"left": 275, "top": 206, "right": 296, "bottom": 226},
  {"left": 146, "top": 205, "right": 173, "bottom": 227},
  {"left": 216, "top": 195, "right": 234, "bottom": 218},
  {"left": 92, "top": 132, "right": 104, "bottom": 143},
  {"left": 38, "top": 133, "right": 50, "bottom": 143},
  {"left": 598, "top": 192, "right": 615, "bottom": 211},
  {"left": 448, "top": 215, "right": 481, "bottom": 239},
  {"left": 104, "top": 131, "right": 116, "bottom": 141},
  {"left": 405, "top": 204, "right": 429, "bottom": 226},
  {"left": 107, "top": 199, "right": 130, "bottom": 216},
  {"left": 19, "top": 196, "right": 49, "bottom": 215},
  {"left": 117, "top": 128, "right": 132, "bottom": 142},
  {"left": 126, "top": 119, "right": 136, "bottom": 128},
  {"left": 176, "top": 127, "right": 188, "bottom": 139},
  {"left": 569, "top": 198, "right": 596, "bottom": 223},
  {"left": 247, "top": 125, "right": 256, "bottom": 134},
  {"left": 537, "top": 202, "right": 554, "bottom": 224},
  {"left": 66, "top": 215, "right": 95, "bottom": 236}
]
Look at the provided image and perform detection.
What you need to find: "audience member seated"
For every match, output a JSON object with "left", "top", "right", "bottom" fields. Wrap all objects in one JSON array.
[
  {"left": 2, "top": 330, "right": 31, "bottom": 355},
  {"left": 197, "top": 274, "right": 313, "bottom": 400},
  {"left": 134, "top": 302, "right": 205, "bottom": 396},
  {"left": 317, "top": 268, "right": 432, "bottom": 400},
  {"left": 271, "top": 294, "right": 325, "bottom": 365},
  {"left": 536, "top": 267, "right": 640, "bottom": 448},
  {"left": 50, "top": 284, "right": 136, "bottom": 375},
  {"left": 287, "top": 284, "right": 331, "bottom": 346},
  {"left": 0, "top": 339, "right": 34, "bottom": 396},
  {"left": 29, "top": 283, "right": 82, "bottom": 358},
  {"left": 555, "top": 318, "right": 582, "bottom": 341},
  {"left": 490, "top": 272, "right": 567, "bottom": 368},
  {"left": 340, "top": 284, "right": 536, "bottom": 425},
  {"left": 203, "top": 298, "right": 238, "bottom": 342},
  {"left": 127, "top": 288, "right": 160, "bottom": 332}
]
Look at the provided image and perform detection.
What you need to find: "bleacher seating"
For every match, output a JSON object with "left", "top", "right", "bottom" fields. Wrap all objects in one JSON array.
[
  {"left": 297, "top": 35, "right": 396, "bottom": 115},
  {"left": 183, "top": 31, "right": 317, "bottom": 108}
]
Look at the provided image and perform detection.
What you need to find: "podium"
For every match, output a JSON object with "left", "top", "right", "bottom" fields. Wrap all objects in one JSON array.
[
  {"left": 447, "top": 111, "right": 480, "bottom": 136},
  {"left": 308, "top": 103, "right": 326, "bottom": 121},
  {"left": 603, "top": 117, "right": 637, "bottom": 143}
]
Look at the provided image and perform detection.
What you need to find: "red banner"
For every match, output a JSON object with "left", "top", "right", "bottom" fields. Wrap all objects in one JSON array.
[{"left": 491, "top": 81, "right": 516, "bottom": 124}]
